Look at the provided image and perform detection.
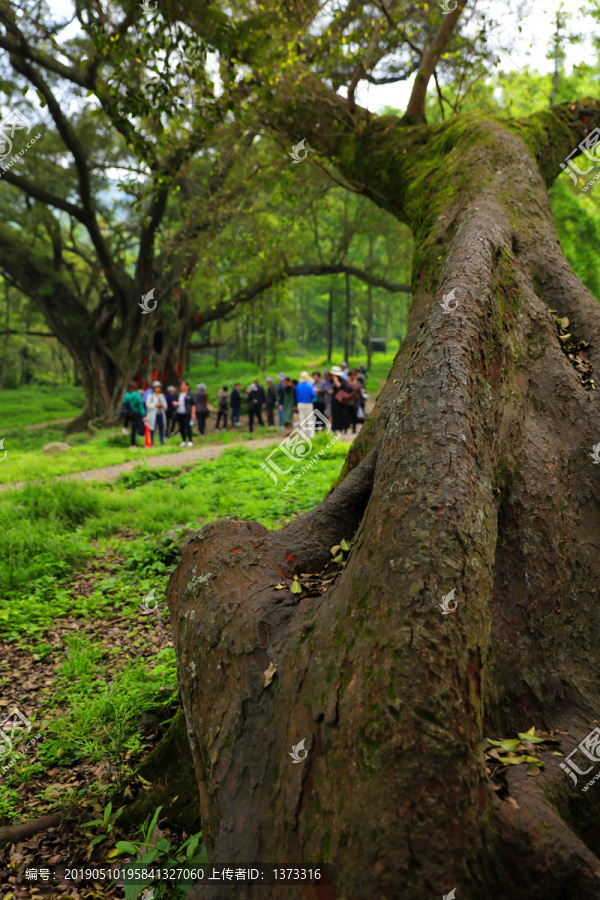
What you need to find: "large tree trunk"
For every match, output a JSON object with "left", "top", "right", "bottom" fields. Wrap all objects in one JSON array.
[{"left": 168, "top": 104, "right": 600, "bottom": 898}]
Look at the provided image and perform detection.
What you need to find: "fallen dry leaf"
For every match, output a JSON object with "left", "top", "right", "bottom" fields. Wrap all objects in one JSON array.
[{"left": 263, "top": 662, "right": 277, "bottom": 687}]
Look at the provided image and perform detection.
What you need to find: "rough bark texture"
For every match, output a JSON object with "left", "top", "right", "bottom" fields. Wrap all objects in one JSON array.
[{"left": 168, "top": 101, "right": 600, "bottom": 898}]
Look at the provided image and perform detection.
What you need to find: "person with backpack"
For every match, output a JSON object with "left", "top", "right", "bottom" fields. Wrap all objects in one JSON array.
[
  {"left": 216, "top": 386, "right": 229, "bottom": 431},
  {"left": 145, "top": 380, "right": 168, "bottom": 446},
  {"left": 265, "top": 376, "right": 277, "bottom": 426},
  {"left": 230, "top": 383, "right": 242, "bottom": 426},
  {"left": 193, "top": 383, "right": 208, "bottom": 436},
  {"left": 247, "top": 383, "right": 264, "bottom": 433},
  {"left": 121, "top": 380, "right": 146, "bottom": 449}
]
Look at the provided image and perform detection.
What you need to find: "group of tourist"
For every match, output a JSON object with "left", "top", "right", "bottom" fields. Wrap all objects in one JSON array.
[{"left": 120, "top": 362, "right": 369, "bottom": 449}]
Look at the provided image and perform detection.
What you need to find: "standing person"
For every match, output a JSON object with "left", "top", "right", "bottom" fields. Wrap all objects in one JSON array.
[
  {"left": 340, "top": 360, "right": 348, "bottom": 378},
  {"left": 330, "top": 365, "right": 349, "bottom": 433},
  {"left": 145, "top": 380, "right": 167, "bottom": 446},
  {"left": 216, "top": 386, "right": 229, "bottom": 431},
  {"left": 193, "top": 383, "right": 208, "bottom": 436},
  {"left": 254, "top": 379, "right": 266, "bottom": 416},
  {"left": 313, "top": 371, "right": 327, "bottom": 429},
  {"left": 165, "top": 386, "right": 177, "bottom": 437},
  {"left": 295, "top": 371, "right": 317, "bottom": 436},
  {"left": 276, "top": 372, "right": 286, "bottom": 428},
  {"left": 265, "top": 376, "right": 277, "bottom": 426},
  {"left": 176, "top": 380, "right": 194, "bottom": 447},
  {"left": 282, "top": 377, "right": 295, "bottom": 436},
  {"left": 122, "top": 380, "right": 145, "bottom": 450},
  {"left": 247, "top": 383, "right": 264, "bottom": 433},
  {"left": 345, "top": 369, "right": 362, "bottom": 434},
  {"left": 230, "top": 383, "right": 242, "bottom": 426},
  {"left": 323, "top": 371, "right": 334, "bottom": 424},
  {"left": 142, "top": 384, "right": 153, "bottom": 407},
  {"left": 357, "top": 363, "right": 368, "bottom": 387}
]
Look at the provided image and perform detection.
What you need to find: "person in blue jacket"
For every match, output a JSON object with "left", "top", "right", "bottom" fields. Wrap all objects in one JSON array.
[{"left": 295, "top": 371, "right": 317, "bottom": 436}]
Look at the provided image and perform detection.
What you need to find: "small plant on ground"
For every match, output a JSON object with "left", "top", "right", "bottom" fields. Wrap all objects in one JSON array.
[{"left": 110, "top": 805, "right": 207, "bottom": 899}]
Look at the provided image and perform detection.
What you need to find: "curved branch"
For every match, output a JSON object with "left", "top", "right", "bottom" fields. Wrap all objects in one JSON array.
[{"left": 195, "top": 262, "right": 411, "bottom": 327}]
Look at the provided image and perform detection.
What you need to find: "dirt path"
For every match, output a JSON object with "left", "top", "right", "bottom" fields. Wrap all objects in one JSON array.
[
  {"left": 1, "top": 431, "right": 355, "bottom": 491},
  {"left": 23, "top": 417, "right": 74, "bottom": 430}
]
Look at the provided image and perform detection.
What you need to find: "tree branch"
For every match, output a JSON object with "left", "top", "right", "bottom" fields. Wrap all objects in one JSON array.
[
  {"left": 403, "top": 1, "right": 467, "bottom": 121},
  {"left": 195, "top": 263, "right": 411, "bottom": 327}
]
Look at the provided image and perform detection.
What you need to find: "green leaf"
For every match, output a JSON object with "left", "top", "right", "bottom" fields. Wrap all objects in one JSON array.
[
  {"left": 186, "top": 834, "right": 200, "bottom": 858},
  {"left": 486, "top": 738, "right": 522, "bottom": 752},
  {"left": 290, "top": 580, "right": 302, "bottom": 594},
  {"left": 523, "top": 756, "right": 545, "bottom": 766},
  {"left": 332, "top": 553, "right": 343, "bottom": 563},
  {"left": 145, "top": 805, "right": 163, "bottom": 841},
  {"left": 340, "top": 539, "right": 349, "bottom": 551},
  {"left": 115, "top": 841, "right": 138, "bottom": 854},
  {"left": 517, "top": 728, "right": 545, "bottom": 743},
  {"left": 103, "top": 801, "right": 113, "bottom": 823},
  {"left": 89, "top": 834, "right": 107, "bottom": 847},
  {"left": 500, "top": 755, "right": 528, "bottom": 765}
]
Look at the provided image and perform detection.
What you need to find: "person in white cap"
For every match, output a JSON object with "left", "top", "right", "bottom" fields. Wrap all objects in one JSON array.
[
  {"left": 295, "top": 371, "right": 317, "bottom": 436},
  {"left": 145, "top": 380, "right": 167, "bottom": 446}
]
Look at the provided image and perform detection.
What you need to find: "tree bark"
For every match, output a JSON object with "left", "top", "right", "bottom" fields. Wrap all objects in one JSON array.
[{"left": 168, "top": 100, "right": 600, "bottom": 899}]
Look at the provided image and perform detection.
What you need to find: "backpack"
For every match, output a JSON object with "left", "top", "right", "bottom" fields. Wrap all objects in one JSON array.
[
  {"left": 248, "top": 392, "right": 259, "bottom": 411},
  {"left": 120, "top": 397, "right": 132, "bottom": 418},
  {"left": 219, "top": 394, "right": 228, "bottom": 410}
]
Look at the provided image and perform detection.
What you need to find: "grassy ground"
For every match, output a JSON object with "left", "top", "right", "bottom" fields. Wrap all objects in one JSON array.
[
  {"left": 0, "top": 436, "right": 350, "bottom": 825},
  {"left": 0, "top": 383, "right": 85, "bottom": 429},
  {"left": 0, "top": 420, "right": 280, "bottom": 485}
]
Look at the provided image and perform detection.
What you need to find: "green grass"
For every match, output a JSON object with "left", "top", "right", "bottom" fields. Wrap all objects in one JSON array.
[
  {"left": 0, "top": 382, "right": 84, "bottom": 429},
  {"left": 0, "top": 437, "right": 349, "bottom": 627},
  {"left": 0, "top": 436, "right": 349, "bottom": 822}
]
